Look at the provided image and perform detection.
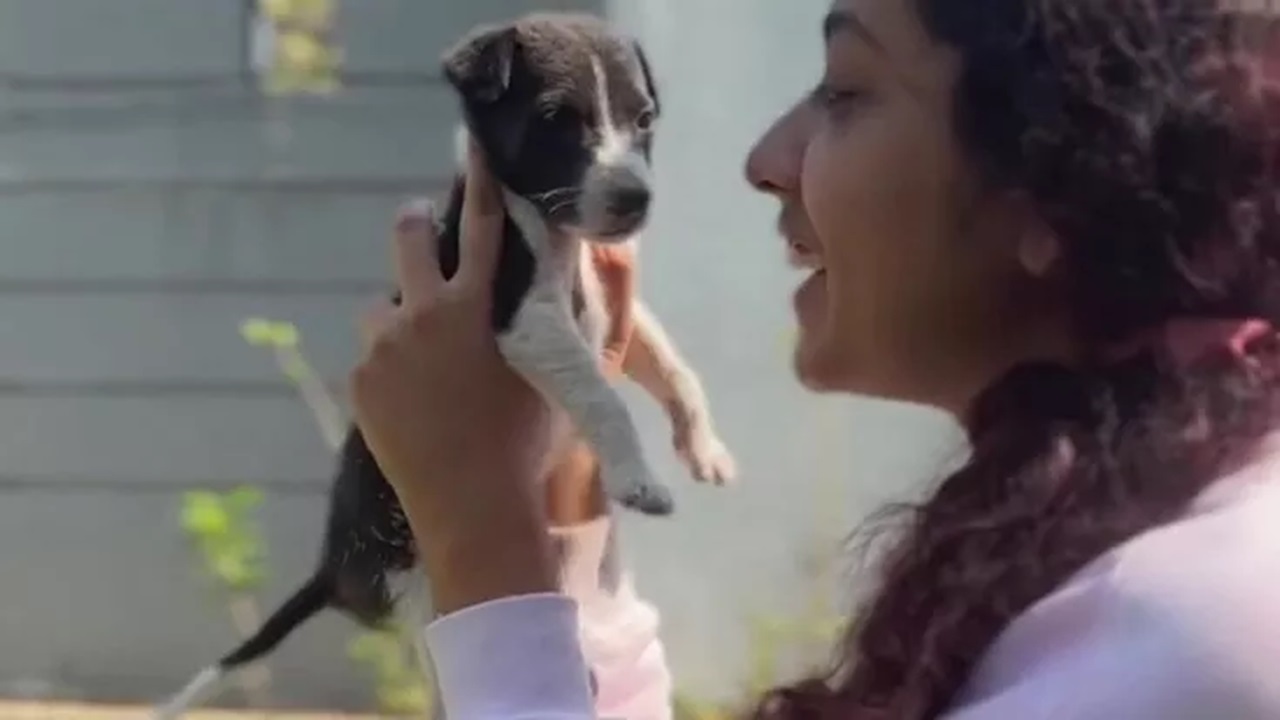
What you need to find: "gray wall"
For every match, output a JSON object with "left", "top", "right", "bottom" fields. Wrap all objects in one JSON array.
[{"left": 0, "top": 0, "right": 966, "bottom": 713}]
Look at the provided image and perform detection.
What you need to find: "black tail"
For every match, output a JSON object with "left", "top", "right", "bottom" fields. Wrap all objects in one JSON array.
[{"left": 217, "top": 572, "right": 333, "bottom": 669}]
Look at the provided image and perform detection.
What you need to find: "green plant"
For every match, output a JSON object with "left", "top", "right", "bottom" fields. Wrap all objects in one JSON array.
[
  {"left": 347, "top": 623, "right": 434, "bottom": 717},
  {"left": 181, "top": 486, "right": 268, "bottom": 593},
  {"left": 240, "top": 316, "right": 347, "bottom": 450},
  {"left": 179, "top": 485, "right": 273, "bottom": 705},
  {"left": 672, "top": 690, "right": 732, "bottom": 720},
  {"left": 669, "top": 549, "right": 845, "bottom": 720}
]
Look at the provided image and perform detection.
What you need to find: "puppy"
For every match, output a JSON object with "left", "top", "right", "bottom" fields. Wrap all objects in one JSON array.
[{"left": 149, "top": 12, "right": 735, "bottom": 720}]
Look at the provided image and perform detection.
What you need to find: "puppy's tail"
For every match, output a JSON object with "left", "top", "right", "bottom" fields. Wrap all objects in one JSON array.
[
  {"left": 218, "top": 571, "right": 334, "bottom": 668},
  {"left": 149, "top": 572, "right": 334, "bottom": 720}
]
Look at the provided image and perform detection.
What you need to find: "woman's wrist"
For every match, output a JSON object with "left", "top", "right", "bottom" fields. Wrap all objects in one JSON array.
[{"left": 398, "top": 460, "right": 561, "bottom": 616}]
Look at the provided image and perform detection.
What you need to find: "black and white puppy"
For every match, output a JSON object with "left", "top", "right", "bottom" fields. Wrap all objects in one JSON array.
[{"left": 150, "top": 12, "right": 736, "bottom": 720}]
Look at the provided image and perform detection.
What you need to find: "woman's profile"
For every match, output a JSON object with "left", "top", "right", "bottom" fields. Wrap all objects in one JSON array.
[{"left": 348, "top": 0, "right": 1280, "bottom": 718}]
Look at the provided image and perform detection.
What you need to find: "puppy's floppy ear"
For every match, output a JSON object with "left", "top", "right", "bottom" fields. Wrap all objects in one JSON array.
[
  {"left": 442, "top": 23, "right": 518, "bottom": 104},
  {"left": 632, "top": 39, "right": 659, "bottom": 116}
]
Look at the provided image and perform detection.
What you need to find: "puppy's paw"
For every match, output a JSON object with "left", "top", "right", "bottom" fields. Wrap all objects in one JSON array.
[
  {"left": 677, "top": 428, "right": 738, "bottom": 486},
  {"left": 602, "top": 457, "right": 674, "bottom": 516}
]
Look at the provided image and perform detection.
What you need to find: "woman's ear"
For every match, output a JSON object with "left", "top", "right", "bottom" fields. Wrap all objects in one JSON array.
[{"left": 997, "top": 191, "right": 1060, "bottom": 278}]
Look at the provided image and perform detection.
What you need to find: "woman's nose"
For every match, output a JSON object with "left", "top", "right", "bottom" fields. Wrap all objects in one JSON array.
[{"left": 744, "top": 101, "right": 811, "bottom": 196}]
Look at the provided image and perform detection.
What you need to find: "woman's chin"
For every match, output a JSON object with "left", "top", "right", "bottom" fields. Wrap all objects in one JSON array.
[{"left": 792, "top": 333, "right": 844, "bottom": 393}]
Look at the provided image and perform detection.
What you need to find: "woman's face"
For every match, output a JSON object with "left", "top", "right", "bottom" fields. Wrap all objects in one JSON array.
[{"left": 745, "top": 0, "right": 1064, "bottom": 412}]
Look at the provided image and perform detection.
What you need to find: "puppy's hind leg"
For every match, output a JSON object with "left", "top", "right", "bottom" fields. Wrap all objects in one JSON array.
[{"left": 498, "top": 300, "right": 673, "bottom": 516}]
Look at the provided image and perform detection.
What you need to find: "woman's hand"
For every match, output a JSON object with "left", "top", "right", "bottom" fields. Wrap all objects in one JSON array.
[{"left": 349, "top": 142, "right": 558, "bottom": 616}]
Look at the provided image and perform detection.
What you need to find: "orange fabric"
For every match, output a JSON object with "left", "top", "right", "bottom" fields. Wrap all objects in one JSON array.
[{"left": 590, "top": 244, "right": 637, "bottom": 381}]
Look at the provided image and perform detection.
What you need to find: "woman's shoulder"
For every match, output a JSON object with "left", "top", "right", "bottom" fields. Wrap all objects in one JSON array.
[
  {"left": 948, "top": 462, "right": 1280, "bottom": 718},
  {"left": 1109, "top": 449, "right": 1280, "bottom": 628}
]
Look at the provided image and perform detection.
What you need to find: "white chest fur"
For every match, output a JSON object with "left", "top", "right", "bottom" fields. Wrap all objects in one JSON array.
[
  {"left": 502, "top": 190, "right": 609, "bottom": 351},
  {"left": 501, "top": 191, "right": 615, "bottom": 473}
]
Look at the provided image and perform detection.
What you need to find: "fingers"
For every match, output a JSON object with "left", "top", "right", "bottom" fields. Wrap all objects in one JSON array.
[
  {"left": 392, "top": 198, "right": 444, "bottom": 306},
  {"left": 457, "top": 139, "right": 505, "bottom": 287},
  {"left": 359, "top": 299, "right": 398, "bottom": 353}
]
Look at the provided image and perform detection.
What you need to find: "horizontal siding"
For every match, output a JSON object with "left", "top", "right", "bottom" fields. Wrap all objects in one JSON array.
[
  {"left": 0, "top": 394, "right": 340, "bottom": 485},
  {"left": 0, "top": 190, "right": 431, "bottom": 282},
  {"left": 0, "top": 0, "right": 596, "bottom": 79},
  {"left": 0, "top": 0, "right": 244, "bottom": 77},
  {"left": 0, "top": 86, "right": 458, "bottom": 182},
  {"left": 0, "top": 292, "right": 365, "bottom": 384}
]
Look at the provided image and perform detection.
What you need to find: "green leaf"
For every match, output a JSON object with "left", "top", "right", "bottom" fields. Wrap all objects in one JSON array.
[
  {"left": 239, "top": 318, "right": 277, "bottom": 346},
  {"left": 226, "top": 485, "right": 264, "bottom": 513},
  {"left": 268, "top": 322, "right": 300, "bottom": 348},
  {"left": 180, "top": 493, "right": 230, "bottom": 538}
]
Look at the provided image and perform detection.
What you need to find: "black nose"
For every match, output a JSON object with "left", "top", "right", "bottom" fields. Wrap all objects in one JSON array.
[
  {"left": 596, "top": 164, "right": 651, "bottom": 216},
  {"left": 608, "top": 183, "right": 652, "bottom": 216}
]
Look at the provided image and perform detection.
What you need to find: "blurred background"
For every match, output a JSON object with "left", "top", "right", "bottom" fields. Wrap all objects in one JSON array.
[{"left": 0, "top": 0, "right": 962, "bottom": 716}]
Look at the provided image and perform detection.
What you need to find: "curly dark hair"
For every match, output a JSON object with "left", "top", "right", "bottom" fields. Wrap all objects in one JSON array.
[{"left": 752, "top": 2, "right": 1280, "bottom": 719}]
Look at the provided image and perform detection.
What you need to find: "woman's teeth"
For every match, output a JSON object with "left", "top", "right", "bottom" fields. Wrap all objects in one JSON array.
[{"left": 787, "top": 243, "right": 824, "bottom": 271}]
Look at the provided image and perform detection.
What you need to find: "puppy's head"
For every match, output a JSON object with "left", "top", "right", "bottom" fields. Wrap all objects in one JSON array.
[{"left": 442, "top": 13, "right": 660, "bottom": 243}]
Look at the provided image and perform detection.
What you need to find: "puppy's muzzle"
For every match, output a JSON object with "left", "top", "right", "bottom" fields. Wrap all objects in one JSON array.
[
  {"left": 600, "top": 166, "right": 652, "bottom": 218},
  {"left": 581, "top": 165, "right": 652, "bottom": 239}
]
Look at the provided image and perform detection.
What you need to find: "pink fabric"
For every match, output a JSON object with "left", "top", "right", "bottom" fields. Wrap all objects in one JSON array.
[
  {"left": 1105, "top": 317, "right": 1273, "bottom": 368},
  {"left": 549, "top": 515, "right": 673, "bottom": 720},
  {"left": 425, "top": 442, "right": 1280, "bottom": 719}
]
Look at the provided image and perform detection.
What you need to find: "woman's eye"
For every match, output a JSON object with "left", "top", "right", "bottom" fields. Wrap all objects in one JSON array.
[{"left": 809, "top": 82, "right": 863, "bottom": 110}]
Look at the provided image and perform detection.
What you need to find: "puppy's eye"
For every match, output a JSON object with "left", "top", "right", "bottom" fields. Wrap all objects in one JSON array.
[
  {"left": 635, "top": 108, "right": 656, "bottom": 132},
  {"left": 542, "top": 106, "right": 579, "bottom": 128}
]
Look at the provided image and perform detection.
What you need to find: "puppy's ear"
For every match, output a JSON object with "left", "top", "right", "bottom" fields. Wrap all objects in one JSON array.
[
  {"left": 442, "top": 24, "right": 518, "bottom": 104},
  {"left": 632, "top": 39, "right": 660, "bottom": 116}
]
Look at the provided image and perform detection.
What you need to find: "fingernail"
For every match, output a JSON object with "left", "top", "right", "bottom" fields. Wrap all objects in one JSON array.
[
  {"left": 400, "top": 197, "right": 433, "bottom": 220},
  {"left": 396, "top": 198, "right": 433, "bottom": 233}
]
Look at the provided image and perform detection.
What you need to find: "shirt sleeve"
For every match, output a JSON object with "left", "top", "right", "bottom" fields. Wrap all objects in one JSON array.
[{"left": 424, "top": 593, "right": 597, "bottom": 720}]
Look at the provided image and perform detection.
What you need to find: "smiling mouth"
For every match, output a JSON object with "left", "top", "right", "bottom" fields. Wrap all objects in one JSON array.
[{"left": 786, "top": 239, "right": 825, "bottom": 272}]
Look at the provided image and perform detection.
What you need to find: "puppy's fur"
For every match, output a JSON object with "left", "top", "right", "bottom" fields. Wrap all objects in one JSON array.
[{"left": 149, "top": 13, "right": 736, "bottom": 719}]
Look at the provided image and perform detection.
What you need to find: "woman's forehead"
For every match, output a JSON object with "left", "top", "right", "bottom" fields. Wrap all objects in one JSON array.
[
  {"left": 826, "top": 0, "right": 957, "bottom": 96},
  {"left": 825, "top": 0, "right": 929, "bottom": 56}
]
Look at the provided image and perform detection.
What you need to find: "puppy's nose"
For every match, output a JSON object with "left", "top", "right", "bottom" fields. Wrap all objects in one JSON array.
[
  {"left": 610, "top": 184, "right": 651, "bottom": 216},
  {"left": 601, "top": 168, "right": 652, "bottom": 216}
]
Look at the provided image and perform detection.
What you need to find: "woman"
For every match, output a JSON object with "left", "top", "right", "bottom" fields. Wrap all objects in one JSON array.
[{"left": 351, "top": 0, "right": 1280, "bottom": 718}]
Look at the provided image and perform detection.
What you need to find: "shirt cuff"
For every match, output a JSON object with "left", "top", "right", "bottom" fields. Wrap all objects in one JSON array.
[{"left": 425, "top": 593, "right": 596, "bottom": 719}]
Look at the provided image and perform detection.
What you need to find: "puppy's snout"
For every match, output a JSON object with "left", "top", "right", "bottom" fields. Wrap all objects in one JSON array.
[{"left": 600, "top": 167, "right": 652, "bottom": 217}]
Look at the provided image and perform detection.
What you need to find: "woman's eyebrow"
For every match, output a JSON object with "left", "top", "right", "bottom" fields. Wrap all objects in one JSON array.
[{"left": 823, "top": 8, "right": 884, "bottom": 51}]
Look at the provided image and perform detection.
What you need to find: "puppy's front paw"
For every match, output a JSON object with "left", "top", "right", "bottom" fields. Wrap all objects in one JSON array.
[
  {"left": 601, "top": 457, "right": 674, "bottom": 516},
  {"left": 677, "top": 429, "right": 738, "bottom": 486}
]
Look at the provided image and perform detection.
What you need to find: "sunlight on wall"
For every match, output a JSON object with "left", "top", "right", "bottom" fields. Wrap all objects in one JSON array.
[{"left": 606, "top": 0, "right": 965, "bottom": 702}]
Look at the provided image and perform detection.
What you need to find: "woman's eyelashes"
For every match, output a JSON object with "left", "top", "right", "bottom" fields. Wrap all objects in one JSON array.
[{"left": 809, "top": 80, "right": 868, "bottom": 119}]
